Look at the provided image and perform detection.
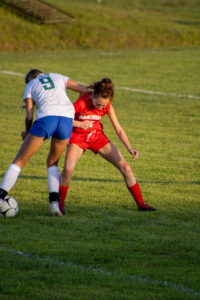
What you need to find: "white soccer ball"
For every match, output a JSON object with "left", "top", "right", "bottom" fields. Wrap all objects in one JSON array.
[{"left": 0, "top": 196, "right": 19, "bottom": 218}]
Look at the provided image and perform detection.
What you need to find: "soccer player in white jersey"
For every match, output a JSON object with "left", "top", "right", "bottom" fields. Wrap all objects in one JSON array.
[{"left": 0, "top": 69, "right": 89, "bottom": 216}]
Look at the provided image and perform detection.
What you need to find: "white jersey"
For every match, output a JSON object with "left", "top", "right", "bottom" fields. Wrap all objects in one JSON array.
[{"left": 23, "top": 73, "right": 75, "bottom": 120}]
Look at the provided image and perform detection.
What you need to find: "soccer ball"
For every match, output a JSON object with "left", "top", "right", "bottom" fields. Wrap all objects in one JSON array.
[{"left": 0, "top": 196, "right": 19, "bottom": 218}]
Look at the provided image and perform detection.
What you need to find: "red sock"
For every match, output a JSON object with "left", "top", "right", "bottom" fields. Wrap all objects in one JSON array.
[
  {"left": 59, "top": 185, "right": 69, "bottom": 204},
  {"left": 128, "top": 183, "right": 144, "bottom": 207},
  {"left": 59, "top": 185, "right": 69, "bottom": 214}
]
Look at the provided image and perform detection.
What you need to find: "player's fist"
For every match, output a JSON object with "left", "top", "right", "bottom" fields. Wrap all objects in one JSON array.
[
  {"left": 128, "top": 148, "right": 139, "bottom": 160},
  {"left": 80, "top": 120, "right": 92, "bottom": 130}
]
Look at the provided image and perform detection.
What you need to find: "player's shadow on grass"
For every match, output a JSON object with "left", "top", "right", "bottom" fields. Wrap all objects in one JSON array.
[
  {"left": 70, "top": 178, "right": 200, "bottom": 185},
  {"left": 1, "top": 174, "right": 198, "bottom": 185},
  {"left": 174, "top": 20, "right": 200, "bottom": 26},
  {"left": 139, "top": 180, "right": 200, "bottom": 185},
  {"left": 18, "top": 174, "right": 122, "bottom": 183}
]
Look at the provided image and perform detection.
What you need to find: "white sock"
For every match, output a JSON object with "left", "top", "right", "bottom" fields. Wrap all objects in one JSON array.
[
  {"left": 47, "top": 166, "right": 59, "bottom": 193},
  {"left": 0, "top": 164, "right": 21, "bottom": 192}
]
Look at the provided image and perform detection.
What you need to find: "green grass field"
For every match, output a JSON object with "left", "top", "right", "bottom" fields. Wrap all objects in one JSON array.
[
  {"left": 0, "top": 48, "right": 200, "bottom": 299},
  {"left": 1, "top": 0, "right": 200, "bottom": 51}
]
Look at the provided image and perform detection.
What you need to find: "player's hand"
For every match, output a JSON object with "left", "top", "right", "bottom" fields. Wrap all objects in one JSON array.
[
  {"left": 21, "top": 130, "right": 27, "bottom": 140},
  {"left": 128, "top": 148, "right": 139, "bottom": 160},
  {"left": 80, "top": 120, "right": 92, "bottom": 130}
]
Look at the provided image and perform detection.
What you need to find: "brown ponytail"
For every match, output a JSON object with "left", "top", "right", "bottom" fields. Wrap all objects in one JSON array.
[{"left": 88, "top": 78, "right": 114, "bottom": 101}]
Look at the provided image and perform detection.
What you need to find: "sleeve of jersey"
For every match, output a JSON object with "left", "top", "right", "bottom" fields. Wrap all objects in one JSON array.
[
  {"left": 62, "top": 75, "right": 70, "bottom": 87},
  {"left": 73, "top": 94, "right": 88, "bottom": 115},
  {"left": 23, "top": 83, "right": 32, "bottom": 102},
  {"left": 73, "top": 99, "right": 82, "bottom": 115}
]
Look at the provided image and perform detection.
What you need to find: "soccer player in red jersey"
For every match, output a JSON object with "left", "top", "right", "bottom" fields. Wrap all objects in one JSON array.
[{"left": 59, "top": 78, "right": 156, "bottom": 214}]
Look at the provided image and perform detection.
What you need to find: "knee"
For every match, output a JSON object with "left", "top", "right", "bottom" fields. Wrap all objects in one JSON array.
[
  {"left": 62, "top": 163, "right": 75, "bottom": 179},
  {"left": 120, "top": 161, "right": 132, "bottom": 175}
]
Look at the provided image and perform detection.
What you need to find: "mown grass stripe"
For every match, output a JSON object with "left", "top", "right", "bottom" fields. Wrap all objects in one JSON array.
[
  {"left": 0, "top": 246, "right": 200, "bottom": 297},
  {"left": 0, "top": 70, "right": 199, "bottom": 100},
  {"left": 0, "top": 70, "right": 24, "bottom": 76},
  {"left": 117, "top": 86, "right": 200, "bottom": 99}
]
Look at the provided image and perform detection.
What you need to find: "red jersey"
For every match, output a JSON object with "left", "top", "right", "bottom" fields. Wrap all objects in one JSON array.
[{"left": 73, "top": 93, "right": 111, "bottom": 134}]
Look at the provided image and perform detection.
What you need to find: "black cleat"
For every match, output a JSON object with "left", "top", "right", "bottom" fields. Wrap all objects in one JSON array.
[{"left": 138, "top": 202, "right": 157, "bottom": 211}]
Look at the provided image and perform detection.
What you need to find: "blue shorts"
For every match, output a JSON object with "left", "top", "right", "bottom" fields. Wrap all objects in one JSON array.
[{"left": 30, "top": 116, "right": 73, "bottom": 140}]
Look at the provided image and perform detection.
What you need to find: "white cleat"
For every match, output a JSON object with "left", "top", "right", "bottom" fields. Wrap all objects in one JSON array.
[{"left": 50, "top": 201, "right": 63, "bottom": 217}]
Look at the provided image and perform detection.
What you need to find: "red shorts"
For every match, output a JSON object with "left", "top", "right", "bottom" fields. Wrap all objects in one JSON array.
[{"left": 70, "top": 130, "right": 110, "bottom": 153}]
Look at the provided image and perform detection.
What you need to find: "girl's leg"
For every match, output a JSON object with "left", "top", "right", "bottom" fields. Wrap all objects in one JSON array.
[
  {"left": 98, "top": 142, "right": 156, "bottom": 211},
  {"left": 0, "top": 134, "right": 44, "bottom": 199},
  {"left": 60, "top": 143, "right": 84, "bottom": 186},
  {"left": 47, "top": 137, "right": 69, "bottom": 201},
  {"left": 98, "top": 142, "right": 136, "bottom": 186},
  {"left": 46, "top": 137, "right": 69, "bottom": 216},
  {"left": 14, "top": 133, "right": 45, "bottom": 167},
  {"left": 47, "top": 137, "right": 69, "bottom": 168},
  {"left": 59, "top": 143, "right": 84, "bottom": 214}
]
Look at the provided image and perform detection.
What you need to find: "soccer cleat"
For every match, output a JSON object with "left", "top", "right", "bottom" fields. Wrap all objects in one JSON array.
[
  {"left": 138, "top": 202, "right": 157, "bottom": 211},
  {"left": 59, "top": 199, "right": 65, "bottom": 216},
  {"left": 50, "top": 201, "right": 63, "bottom": 216}
]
